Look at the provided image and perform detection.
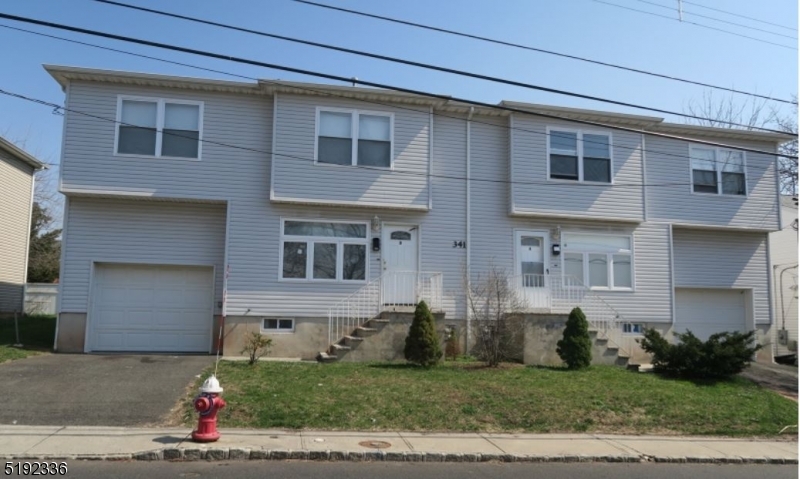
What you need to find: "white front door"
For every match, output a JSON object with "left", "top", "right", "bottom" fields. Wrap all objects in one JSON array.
[
  {"left": 515, "top": 231, "right": 551, "bottom": 310},
  {"left": 382, "top": 225, "right": 418, "bottom": 305}
]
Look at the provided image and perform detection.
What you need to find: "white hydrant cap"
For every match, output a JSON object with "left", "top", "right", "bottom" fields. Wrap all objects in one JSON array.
[{"left": 199, "top": 375, "right": 223, "bottom": 393}]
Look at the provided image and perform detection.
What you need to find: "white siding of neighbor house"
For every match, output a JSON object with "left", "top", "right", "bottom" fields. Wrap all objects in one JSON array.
[
  {"left": 469, "top": 115, "right": 672, "bottom": 323},
  {"left": 271, "top": 93, "right": 430, "bottom": 209},
  {"left": 0, "top": 150, "right": 34, "bottom": 313},
  {"left": 672, "top": 228, "right": 770, "bottom": 325},
  {"left": 59, "top": 197, "right": 226, "bottom": 314},
  {"left": 510, "top": 114, "right": 644, "bottom": 221},
  {"left": 645, "top": 135, "right": 780, "bottom": 230},
  {"left": 770, "top": 201, "right": 798, "bottom": 355}
]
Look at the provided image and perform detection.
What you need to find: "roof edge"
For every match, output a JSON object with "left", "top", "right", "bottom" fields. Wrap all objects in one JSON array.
[{"left": 0, "top": 136, "right": 46, "bottom": 170}]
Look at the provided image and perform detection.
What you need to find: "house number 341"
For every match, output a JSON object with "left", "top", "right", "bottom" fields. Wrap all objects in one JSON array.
[{"left": 452, "top": 241, "right": 466, "bottom": 249}]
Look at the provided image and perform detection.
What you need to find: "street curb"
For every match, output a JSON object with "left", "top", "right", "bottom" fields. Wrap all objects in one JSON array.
[{"left": 3, "top": 447, "right": 797, "bottom": 465}]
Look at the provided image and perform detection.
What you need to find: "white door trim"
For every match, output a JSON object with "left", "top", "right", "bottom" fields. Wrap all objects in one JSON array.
[{"left": 513, "top": 229, "right": 551, "bottom": 282}]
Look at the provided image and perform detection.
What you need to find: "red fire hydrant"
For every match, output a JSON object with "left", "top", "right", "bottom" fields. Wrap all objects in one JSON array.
[{"left": 191, "top": 375, "right": 226, "bottom": 443}]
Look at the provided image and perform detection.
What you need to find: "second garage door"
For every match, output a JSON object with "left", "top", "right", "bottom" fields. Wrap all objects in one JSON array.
[
  {"left": 88, "top": 264, "right": 214, "bottom": 352},
  {"left": 674, "top": 288, "right": 749, "bottom": 340}
]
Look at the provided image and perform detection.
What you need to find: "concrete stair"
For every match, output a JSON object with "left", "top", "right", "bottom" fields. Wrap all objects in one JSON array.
[
  {"left": 589, "top": 330, "right": 630, "bottom": 367},
  {"left": 316, "top": 315, "right": 391, "bottom": 362}
]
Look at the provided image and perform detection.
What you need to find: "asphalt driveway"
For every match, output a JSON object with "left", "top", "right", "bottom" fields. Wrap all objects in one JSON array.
[
  {"left": 0, "top": 354, "right": 213, "bottom": 426},
  {"left": 740, "top": 362, "right": 798, "bottom": 400}
]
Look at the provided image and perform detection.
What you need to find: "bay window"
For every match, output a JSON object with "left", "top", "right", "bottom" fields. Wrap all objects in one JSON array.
[
  {"left": 116, "top": 96, "right": 202, "bottom": 159},
  {"left": 548, "top": 128, "right": 612, "bottom": 183},
  {"left": 562, "top": 233, "right": 634, "bottom": 290},
  {"left": 317, "top": 108, "right": 393, "bottom": 168},
  {"left": 281, "top": 220, "right": 368, "bottom": 282},
  {"left": 691, "top": 147, "right": 746, "bottom": 196}
]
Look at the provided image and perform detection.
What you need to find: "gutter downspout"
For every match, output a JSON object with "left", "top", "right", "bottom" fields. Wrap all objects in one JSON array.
[{"left": 466, "top": 107, "right": 474, "bottom": 350}]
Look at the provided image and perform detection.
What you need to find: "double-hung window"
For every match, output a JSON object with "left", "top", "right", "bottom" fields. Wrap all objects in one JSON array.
[
  {"left": 691, "top": 147, "right": 746, "bottom": 195},
  {"left": 562, "top": 233, "right": 633, "bottom": 290},
  {"left": 116, "top": 97, "right": 202, "bottom": 159},
  {"left": 317, "top": 109, "right": 392, "bottom": 168},
  {"left": 548, "top": 129, "right": 612, "bottom": 183},
  {"left": 281, "top": 220, "right": 368, "bottom": 282}
]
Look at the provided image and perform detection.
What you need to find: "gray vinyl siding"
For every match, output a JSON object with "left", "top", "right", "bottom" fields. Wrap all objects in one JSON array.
[
  {"left": 769, "top": 203, "right": 797, "bottom": 355},
  {"left": 0, "top": 150, "right": 34, "bottom": 313},
  {"left": 61, "top": 81, "right": 270, "bottom": 200},
  {"left": 672, "top": 228, "right": 770, "bottom": 325},
  {"left": 272, "top": 94, "right": 430, "bottom": 209},
  {"left": 645, "top": 135, "right": 780, "bottom": 230},
  {"left": 59, "top": 197, "right": 226, "bottom": 314},
  {"left": 470, "top": 115, "right": 672, "bottom": 323},
  {"left": 510, "top": 114, "right": 644, "bottom": 221}
]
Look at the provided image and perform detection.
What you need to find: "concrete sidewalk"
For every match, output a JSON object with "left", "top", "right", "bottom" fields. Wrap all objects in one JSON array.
[{"left": 0, "top": 426, "right": 796, "bottom": 464}]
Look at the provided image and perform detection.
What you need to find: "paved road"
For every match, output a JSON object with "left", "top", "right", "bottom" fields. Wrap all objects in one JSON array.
[
  {"left": 0, "top": 354, "right": 212, "bottom": 426},
  {"left": 61, "top": 462, "right": 798, "bottom": 479}
]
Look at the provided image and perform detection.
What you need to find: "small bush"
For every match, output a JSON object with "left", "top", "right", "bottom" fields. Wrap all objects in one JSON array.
[
  {"left": 241, "top": 332, "right": 273, "bottom": 366},
  {"left": 638, "top": 328, "right": 761, "bottom": 379},
  {"left": 444, "top": 325, "right": 461, "bottom": 361},
  {"left": 404, "top": 301, "right": 442, "bottom": 367},
  {"left": 556, "top": 307, "right": 593, "bottom": 370}
]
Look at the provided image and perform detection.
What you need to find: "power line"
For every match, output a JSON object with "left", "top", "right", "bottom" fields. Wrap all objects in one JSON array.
[
  {"left": 0, "top": 12, "right": 793, "bottom": 160},
  {"left": 682, "top": 0, "right": 797, "bottom": 32},
  {"left": 91, "top": 0, "right": 790, "bottom": 134},
  {"left": 591, "top": 0, "right": 798, "bottom": 50},
  {"left": 0, "top": 22, "right": 784, "bottom": 175},
  {"left": 292, "top": 0, "right": 796, "bottom": 105},
  {"left": 635, "top": 0, "right": 796, "bottom": 40},
  {"left": 0, "top": 86, "right": 774, "bottom": 192}
]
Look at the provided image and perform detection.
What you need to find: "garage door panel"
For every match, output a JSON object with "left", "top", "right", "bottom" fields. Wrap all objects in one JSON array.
[
  {"left": 90, "top": 264, "right": 213, "bottom": 352},
  {"left": 675, "top": 288, "right": 748, "bottom": 341}
]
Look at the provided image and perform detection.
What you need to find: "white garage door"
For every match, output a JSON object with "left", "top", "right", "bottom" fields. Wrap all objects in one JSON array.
[
  {"left": 89, "top": 264, "right": 214, "bottom": 352},
  {"left": 675, "top": 288, "right": 748, "bottom": 340}
]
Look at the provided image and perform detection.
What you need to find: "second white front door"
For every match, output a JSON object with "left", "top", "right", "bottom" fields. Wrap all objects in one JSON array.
[
  {"left": 382, "top": 225, "right": 418, "bottom": 305},
  {"left": 515, "top": 230, "right": 551, "bottom": 309}
]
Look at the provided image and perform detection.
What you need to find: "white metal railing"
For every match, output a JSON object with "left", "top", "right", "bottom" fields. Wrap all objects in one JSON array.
[
  {"left": 327, "top": 271, "right": 443, "bottom": 349},
  {"left": 514, "top": 273, "right": 631, "bottom": 357}
]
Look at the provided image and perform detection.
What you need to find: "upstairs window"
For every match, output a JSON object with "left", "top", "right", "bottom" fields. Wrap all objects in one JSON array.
[
  {"left": 691, "top": 147, "right": 746, "bottom": 196},
  {"left": 116, "top": 97, "right": 202, "bottom": 159},
  {"left": 548, "top": 129, "right": 612, "bottom": 183},
  {"left": 317, "top": 109, "right": 392, "bottom": 168}
]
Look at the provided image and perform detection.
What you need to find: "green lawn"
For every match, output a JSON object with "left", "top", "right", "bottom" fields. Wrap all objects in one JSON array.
[
  {"left": 184, "top": 361, "right": 798, "bottom": 437},
  {"left": 0, "top": 314, "right": 55, "bottom": 363}
]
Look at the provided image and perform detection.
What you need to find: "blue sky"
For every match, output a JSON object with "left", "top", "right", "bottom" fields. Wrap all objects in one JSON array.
[{"left": 0, "top": 0, "right": 797, "bottom": 170}]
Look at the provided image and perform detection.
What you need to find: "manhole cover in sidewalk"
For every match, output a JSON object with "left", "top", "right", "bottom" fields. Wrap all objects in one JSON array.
[{"left": 359, "top": 440, "right": 392, "bottom": 449}]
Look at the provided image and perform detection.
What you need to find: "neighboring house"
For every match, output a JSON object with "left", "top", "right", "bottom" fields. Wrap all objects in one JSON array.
[
  {"left": 0, "top": 136, "right": 46, "bottom": 315},
  {"left": 770, "top": 196, "right": 798, "bottom": 358},
  {"left": 46, "top": 65, "right": 792, "bottom": 363}
]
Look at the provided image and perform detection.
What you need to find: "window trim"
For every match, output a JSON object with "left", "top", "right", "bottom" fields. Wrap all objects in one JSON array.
[
  {"left": 546, "top": 126, "right": 614, "bottom": 184},
  {"left": 261, "top": 318, "right": 295, "bottom": 334},
  {"left": 560, "top": 231, "right": 635, "bottom": 292},
  {"left": 314, "top": 107, "right": 395, "bottom": 170},
  {"left": 278, "top": 218, "right": 370, "bottom": 283},
  {"left": 689, "top": 145, "right": 748, "bottom": 197},
  {"left": 114, "top": 95, "right": 204, "bottom": 161}
]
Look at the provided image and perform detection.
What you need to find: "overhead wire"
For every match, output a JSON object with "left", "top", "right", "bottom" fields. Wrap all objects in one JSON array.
[
  {"left": 89, "top": 0, "right": 791, "bottom": 133},
  {"left": 0, "top": 20, "right": 787, "bottom": 167},
  {"left": 635, "top": 0, "right": 797, "bottom": 40},
  {"left": 292, "top": 0, "right": 799, "bottom": 101},
  {"left": 591, "top": 0, "right": 798, "bottom": 50}
]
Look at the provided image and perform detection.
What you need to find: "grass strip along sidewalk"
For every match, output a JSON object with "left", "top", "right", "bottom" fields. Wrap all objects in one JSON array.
[{"left": 185, "top": 361, "right": 797, "bottom": 437}]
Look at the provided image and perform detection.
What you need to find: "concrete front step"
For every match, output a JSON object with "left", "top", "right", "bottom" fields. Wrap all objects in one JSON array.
[{"left": 317, "top": 352, "right": 338, "bottom": 362}]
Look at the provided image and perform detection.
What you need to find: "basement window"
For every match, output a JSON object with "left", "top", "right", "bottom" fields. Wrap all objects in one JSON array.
[
  {"left": 622, "top": 323, "right": 644, "bottom": 335},
  {"left": 263, "top": 318, "right": 294, "bottom": 332}
]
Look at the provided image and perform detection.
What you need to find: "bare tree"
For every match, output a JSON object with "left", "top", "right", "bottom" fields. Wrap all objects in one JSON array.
[
  {"left": 684, "top": 91, "right": 798, "bottom": 194},
  {"left": 464, "top": 265, "right": 528, "bottom": 367}
]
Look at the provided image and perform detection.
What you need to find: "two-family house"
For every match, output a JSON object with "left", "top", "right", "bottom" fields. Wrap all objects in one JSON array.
[{"left": 46, "top": 65, "right": 792, "bottom": 363}]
